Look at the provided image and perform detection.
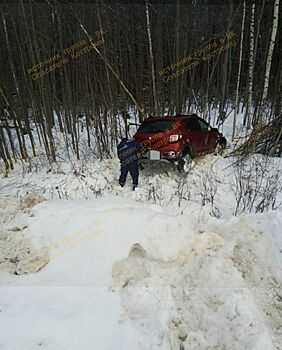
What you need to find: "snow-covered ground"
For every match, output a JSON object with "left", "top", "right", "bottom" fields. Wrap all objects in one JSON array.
[{"left": 0, "top": 112, "right": 281, "bottom": 349}]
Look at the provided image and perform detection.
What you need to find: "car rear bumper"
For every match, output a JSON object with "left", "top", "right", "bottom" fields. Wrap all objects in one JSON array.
[{"left": 141, "top": 149, "right": 181, "bottom": 162}]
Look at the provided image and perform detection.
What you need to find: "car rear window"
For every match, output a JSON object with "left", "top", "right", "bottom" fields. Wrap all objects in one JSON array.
[
  {"left": 137, "top": 120, "right": 176, "bottom": 134},
  {"left": 185, "top": 119, "right": 201, "bottom": 131}
]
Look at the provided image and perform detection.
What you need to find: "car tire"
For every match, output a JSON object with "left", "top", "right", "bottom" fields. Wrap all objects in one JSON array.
[
  {"left": 214, "top": 137, "right": 227, "bottom": 155},
  {"left": 177, "top": 150, "right": 193, "bottom": 173}
]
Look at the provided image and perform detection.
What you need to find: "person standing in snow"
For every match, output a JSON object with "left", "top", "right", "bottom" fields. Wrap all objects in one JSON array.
[{"left": 117, "top": 137, "right": 146, "bottom": 190}]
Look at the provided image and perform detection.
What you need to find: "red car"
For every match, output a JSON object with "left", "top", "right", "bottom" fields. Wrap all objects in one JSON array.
[{"left": 134, "top": 114, "right": 226, "bottom": 172}]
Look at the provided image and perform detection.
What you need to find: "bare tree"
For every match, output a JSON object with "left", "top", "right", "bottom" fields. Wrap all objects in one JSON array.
[
  {"left": 232, "top": 0, "right": 246, "bottom": 141},
  {"left": 257, "top": 0, "right": 280, "bottom": 125},
  {"left": 246, "top": 0, "right": 255, "bottom": 130},
  {"left": 232, "top": 156, "right": 281, "bottom": 215},
  {"left": 145, "top": 0, "right": 159, "bottom": 116}
]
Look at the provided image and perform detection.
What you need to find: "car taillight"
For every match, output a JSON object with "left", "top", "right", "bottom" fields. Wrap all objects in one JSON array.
[{"left": 169, "top": 134, "right": 182, "bottom": 142}]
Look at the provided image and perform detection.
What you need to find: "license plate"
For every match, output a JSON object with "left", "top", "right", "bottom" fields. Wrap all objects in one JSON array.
[{"left": 149, "top": 150, "right": 161, "bottom": 160}]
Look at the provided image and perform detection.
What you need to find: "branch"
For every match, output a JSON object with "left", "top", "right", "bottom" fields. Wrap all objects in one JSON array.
[{"left": 69, "top": 5, "right": 145, "bottom": 119}]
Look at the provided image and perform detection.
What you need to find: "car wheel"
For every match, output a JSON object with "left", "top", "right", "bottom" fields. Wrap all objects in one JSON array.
[
  {"left": 214, "top": 137, "right": 227, "bottom": 155},
  {"left": 177, "top": 152, "right": 193, "bottom": 173}
]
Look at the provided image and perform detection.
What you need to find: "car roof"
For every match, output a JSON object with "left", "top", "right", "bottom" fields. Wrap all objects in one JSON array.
[{"left": 143, "top": 114, "right": 199, "bottom": 122}]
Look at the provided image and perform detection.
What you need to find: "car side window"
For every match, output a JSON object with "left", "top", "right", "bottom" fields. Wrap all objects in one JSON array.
[
  {"left": 197, "top": 120, "right": 210, "bottom": 131},
  {"left": 185, "top": 120, "right": 201, "bottom": 131}
]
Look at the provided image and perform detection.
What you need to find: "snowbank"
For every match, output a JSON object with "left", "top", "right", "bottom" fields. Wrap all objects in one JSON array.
[{"left": 0, "top": 195, "right": 281, "bottom": 349}]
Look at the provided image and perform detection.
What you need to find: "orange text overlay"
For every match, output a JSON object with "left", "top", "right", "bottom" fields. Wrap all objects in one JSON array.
[
  {"left": 160, "top": 31, "right": 236, "bottom": 83},
  {"left": 170, "top": 232, "right": 223, "bottom": 264},
  {"left": 27, "top": 29, "right": 106, "bottom": 81},
  {"left": 29, "top": 219, "right": 103, "bottom": 271}
]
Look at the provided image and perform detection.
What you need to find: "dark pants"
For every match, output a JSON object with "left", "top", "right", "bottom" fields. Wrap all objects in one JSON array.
[{"left": 119, "top": 161, "right": 139, "bottom": 186}]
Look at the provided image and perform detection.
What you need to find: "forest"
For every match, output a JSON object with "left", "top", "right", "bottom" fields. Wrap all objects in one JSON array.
[{"left": 0, "top": 0, "right": 281, "bottom": 172}]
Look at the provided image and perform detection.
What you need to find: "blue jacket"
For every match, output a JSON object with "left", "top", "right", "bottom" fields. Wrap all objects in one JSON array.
[{"left": 117, "top": 138, "right": 146, "bottom": 165}]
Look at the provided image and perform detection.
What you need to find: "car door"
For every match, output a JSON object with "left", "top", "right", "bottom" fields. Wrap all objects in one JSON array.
[
  {"left": 185, "top": 119, "right": 204, "bottom": 154},
  {"left": 197, "top": 119, "right": 214, "bottom": 152}
]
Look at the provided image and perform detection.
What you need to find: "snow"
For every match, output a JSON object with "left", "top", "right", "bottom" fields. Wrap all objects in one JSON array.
[
  {"left": 0, "top": 110, "right": 281, "bottom": 349},
  {"left": 1, "top": 190, "right": 281, "bottom": 349},
  {"left": 0, "top": 287, "right": 146, "bottom": 350}
]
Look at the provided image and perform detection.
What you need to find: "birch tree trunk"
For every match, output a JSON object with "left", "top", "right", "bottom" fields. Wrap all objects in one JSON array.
[
  {"left": 232, "top": 0, "right": 246, "bottom": 140},
  {"left": 257, "top": 0, "right": 280, "bottom": 125},
  {"left": 246, "top": 0, "right": 255, "bottom": 130}
]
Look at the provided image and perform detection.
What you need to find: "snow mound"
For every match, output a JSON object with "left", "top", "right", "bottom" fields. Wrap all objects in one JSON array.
[
  {"left": 0, "top": 193, "right": 48, "bottom": 275},
  {"left": 20, "top": 192, "right": 45, "bottom": 210},
  {"left": 111, "top": 212, "right": 280, "bottom": 349},
  {"left": 112, "top": 243, "right": 150, "bottom": 288},
  {"left": 0, "top": 195, "right": 281, "bottom": 349}
]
